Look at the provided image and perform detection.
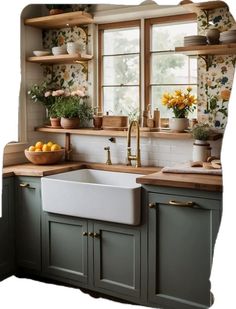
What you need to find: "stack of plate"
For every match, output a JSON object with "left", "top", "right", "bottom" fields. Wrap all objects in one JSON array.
[
  {"left": 184, "top": 35, "right": 207, "bottom": 46},
  {"left": 220, "top": 30, "right": 236, "bottom": 44}
]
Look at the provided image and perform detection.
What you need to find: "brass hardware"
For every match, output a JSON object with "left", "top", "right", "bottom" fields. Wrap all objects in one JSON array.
[
  {"left": 20, "top": 183, "right": 30, "bottom": 188},
  {"left": 126, "top": 120, "right": 141, "bottom": 167},
  {"left": 168, "top": 200, "right": 195, "bottom": 207},
  {"left": 104, "top": 146, "right": 112, "bottom": 165},
  {"left": 88, "top": 232, "right": 94, "bottom": 237},
  {"left": 19, "top": 183, "right": 35, "bottom": 189},
  {"left": 148, "top": 202, "right": 156, "bottom": 208},
  {"left": 82, "top": 232, "right": 88, "bottom": 236},
  {"left": 94, "top": 232, "right": 100, "bottom": 238}
]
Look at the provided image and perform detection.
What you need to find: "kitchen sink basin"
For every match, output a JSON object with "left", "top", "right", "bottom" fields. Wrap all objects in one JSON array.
[{"left": 41, "top": 169, "right": 142, "bottom": 225}]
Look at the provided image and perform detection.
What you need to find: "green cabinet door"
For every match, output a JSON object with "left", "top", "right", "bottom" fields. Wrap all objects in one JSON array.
[
  {"left": 93, "top": 222, "right": 141, "bottom": 299},
  {"left": 42, "top": 212, "right": 88, "bottom": 284},
  {"left": 15, "top": 177, "right": 41, "bottom": 272},
  {"left": 148, "top": 190, "right": 221, "bottom": 309},
  {"left": 0, "top": 177, "right": 15, "bottom": 280}
]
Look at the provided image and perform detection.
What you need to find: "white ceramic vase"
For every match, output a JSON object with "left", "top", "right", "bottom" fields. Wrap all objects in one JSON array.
[
  {"left": 169, "top": 118, "right": 189, "bottom": 132},
  {"left": 192, "top": 140, "right": 211, "bottom": 162}
]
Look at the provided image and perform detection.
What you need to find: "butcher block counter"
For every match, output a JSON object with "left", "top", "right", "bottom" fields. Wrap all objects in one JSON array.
[
  {"left": 136, "top": 171, "right": 222, "bottom": 192},
  {"left": 2, "top": 162, "right": 161, "bottom": 177}
]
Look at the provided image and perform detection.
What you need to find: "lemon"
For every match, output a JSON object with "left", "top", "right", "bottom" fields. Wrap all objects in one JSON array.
[
  {"left": 28, "top": 146, "right": 36, "bottom": 152},
  {"left": 47, "top": 141, "right": 54, "bottom": 148},
  {"left": 51, "top": 143, "right": 61, "bottom": 151},
  {"left": 35, "top": 148, "right": 42, "bottom": 152},
  {"left": 35, "top": 141, "right": 44, "bottom": 150},
  {"left": 42, "top": 144, "right": 51, "bottom": 152}
]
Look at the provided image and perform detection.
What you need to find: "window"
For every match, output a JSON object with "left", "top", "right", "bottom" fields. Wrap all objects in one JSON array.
[
  {"left": 98, "top": 21, "right": 140, "bottom": 118},
  {"left": 145, "top": 15, "right": 198, "bottom": 118}
]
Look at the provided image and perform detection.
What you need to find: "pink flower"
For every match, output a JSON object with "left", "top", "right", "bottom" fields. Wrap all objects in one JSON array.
[
  {"left": 44, "top": 91, "right": 51, "bottom": 97},
  {"left": 71, "top": 89, "right": 85, "bottom": 97},
  {"left": 52, "top": 89, "right": 65, "bottom": 96}
]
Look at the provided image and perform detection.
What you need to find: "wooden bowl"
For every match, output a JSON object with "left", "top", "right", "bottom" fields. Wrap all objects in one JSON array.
[{"left": 24, "top": 149, "right": 65, "bottom": 165}]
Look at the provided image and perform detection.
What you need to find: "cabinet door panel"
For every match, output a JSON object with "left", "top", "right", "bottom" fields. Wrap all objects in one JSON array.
[
  {"left": 148, "top": 192, "right": 221, "bottom": 309},
  {"left": 15, "top": 177, "right": 41, "bottom": 271},
  {"left": 94, "top": 223, "right": 140, "bottom": 298},
  {"left": 43, "top": 213, "right": 88, "bottom": 283},
  {"left": 0, "top": 177, "right": 14, "bottom": 279}
]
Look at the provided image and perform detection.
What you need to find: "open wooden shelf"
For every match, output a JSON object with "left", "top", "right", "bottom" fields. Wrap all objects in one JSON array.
[
  {"left": 175, "top": 43, "right": 236, "bottom": 56},
  {"left": 181, "top": 0, "right": 228, "bottom": 13},
  {"left": 24, "top": 11, "right": 93, "bottom": 29},
  {"left": 35, "top": 127, "right": 223, "bottom": 140},
  {"left": 27, "top": 53, "right": 93, "bottom": 64}
]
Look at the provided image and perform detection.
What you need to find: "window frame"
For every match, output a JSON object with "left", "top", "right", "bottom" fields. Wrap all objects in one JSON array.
[
  {"left": 144, "top": 13, "right": 197, "bottom": 112},
  {"left": 98, "top": 20, "right": 141, "bottom": 114}
]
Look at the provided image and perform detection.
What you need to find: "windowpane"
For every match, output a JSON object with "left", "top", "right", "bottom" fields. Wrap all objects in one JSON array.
[
  {"left": 189, "top": 57, "right": 198, "bottom": 84},
  {"left": 152, "top": 22, "right": 198, "bottom": 51},
  {"left": 103, "top": 86, "right": 139, "bottom": 116},
  {"left": 151, "top": 54, "right": 190, "bottom": 84},
  {"left": 103, "top": 55, "right": 139, "bottom": 85},
  {"left": 151, "top": 85, "right": 197, "bottom": 118},
  {"left": 103, "top": 28, "right": 139, "bottom": 55}
]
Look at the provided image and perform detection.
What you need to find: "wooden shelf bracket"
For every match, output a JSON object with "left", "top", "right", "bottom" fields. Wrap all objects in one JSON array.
[{"left": 198, "top": 55, "right": 213, "bottom": 71}]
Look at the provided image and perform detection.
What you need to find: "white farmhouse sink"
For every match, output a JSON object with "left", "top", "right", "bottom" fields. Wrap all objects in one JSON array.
[{"left": 41, "top": 169, "right": 142, "bottom": 225}]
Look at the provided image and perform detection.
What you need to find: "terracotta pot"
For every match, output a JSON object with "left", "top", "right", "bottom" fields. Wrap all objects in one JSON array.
[
  {"left": 60, "top": 117, "right": 80, "bottom": 129},
  {"left": 169, "top": 118, "right": 189, "bottom": 132},
  {"left": 50, "top": 117, "right": 61, "bottom": 128},
  {"left": 206, "top": 29, "right": 220, "bottom": 45},
  {"left": 49, "top": 9, "right": 64, "bottom": 15},
  {"left": 93, "top": 116, "right": 103, "bottom": 129}
]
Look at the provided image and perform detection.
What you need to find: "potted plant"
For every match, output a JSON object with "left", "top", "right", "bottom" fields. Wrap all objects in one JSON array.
[
  {"left": 191, "top": 123, "right": 212, "bottom": 162},
  {"left": 45, "top": 4, "right": 72, "bottom": 15},
  {"left": 53, "top": 90, "right": 93, "bottom": 129},
  {"left": 162, "top": 87, "right": 197, "bottom": 132}
]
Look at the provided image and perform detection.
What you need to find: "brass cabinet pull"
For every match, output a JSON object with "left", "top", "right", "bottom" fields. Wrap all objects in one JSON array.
[
  {"left": 88, "top": 232, "right": 94, "bottom": 237},
  {"left": 148, "top": 202, "right": 156, "bottom": 208},
  {"left": 94, "top": 232, "right": 100, "bottom": 238},
  {"left": 82, "top": 232, "right": 88, "bottom": 236},
  {"left": 168, "top": 200, "right": 195, "bottom": 207},
  {"left": 19, "top": 183, "right": 35, "bottom": 189}
]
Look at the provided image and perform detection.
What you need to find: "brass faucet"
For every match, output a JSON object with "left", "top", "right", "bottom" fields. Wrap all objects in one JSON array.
[
  {"left": 104, "top": 146, "right": 112, "bottom": 165},
  {"left": 127, "top": 120, "right": 141, "bottom": 167}
]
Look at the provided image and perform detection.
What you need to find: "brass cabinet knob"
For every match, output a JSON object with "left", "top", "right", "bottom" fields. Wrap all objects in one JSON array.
[
  {"left": 88, "top": 232, "right": 94, "bottom": 237},
  {"left": 82, "top": 232, "right": 88, "bottom": 236},
  {"left": 94, "top": 232, "right": 100, "bottom": 238},
  {"left": 148, "top": 202, "right": 156, "bottom": 208},
  {"left": 19, "top": 183, "right": 35, "bottom": 189}
]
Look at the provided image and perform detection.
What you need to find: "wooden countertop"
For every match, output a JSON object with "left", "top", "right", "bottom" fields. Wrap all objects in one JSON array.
[
  {"left": 2, "top": 162, "right": 161, "bottom": 177},
  {"left": 136, "top": 171, "right": 222, "bottom": 192}
]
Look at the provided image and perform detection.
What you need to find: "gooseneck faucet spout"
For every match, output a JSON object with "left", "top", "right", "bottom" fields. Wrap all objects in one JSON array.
[{"left": 126, "top": 120, "right": 141, "bottom": 168}]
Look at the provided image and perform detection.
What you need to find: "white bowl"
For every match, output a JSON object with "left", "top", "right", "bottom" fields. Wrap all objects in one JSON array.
[
  {"left": 52, "top": 46, "right": 67, "bottom": 55},
  {"left": 33, "top": 50, "right": 51, "bottom": 57},
  {"left": 67, "top": 48, "right": 80, "bottom": 55}
]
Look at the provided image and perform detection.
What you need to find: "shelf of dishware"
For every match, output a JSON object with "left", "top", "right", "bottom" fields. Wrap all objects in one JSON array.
[
  {"left": 24, "top": 11, "right": 93, "bottom": 29},
  {"left": 175, "top": 43, "right": 236, "bottom": 56},
  {"left": 27, "top": 53, "right": 93, "bottom": 64}
]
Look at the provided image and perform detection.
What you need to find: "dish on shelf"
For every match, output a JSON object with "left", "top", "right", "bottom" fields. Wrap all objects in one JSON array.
[
  {"left": 33, "top": 50, "right": 51, "bottom": 56},
  {"left": 184, "top": 35, "right": 207, "bottom": 46},
  {"left": 52, "top": 46, "right": 67, "bottom": 55},
  {"left": 220, "top": 30, "right": 236, "bottom": 43}
]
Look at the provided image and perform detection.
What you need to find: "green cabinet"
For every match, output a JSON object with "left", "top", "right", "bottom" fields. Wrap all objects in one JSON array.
[
  {"left": 15, "top": 177, "right": 41, "bottom": 272},
  {"left": 42, "top": 212, "right": 142, "bottom": 300},
  {"left": 0, "top": 177, "right": 15, "bottom": 280},
  {"left": 146, "top": 186, "right": 222, "bottom": 309},
  {"left": 42, "top": 213, "right": 88, "bottom": 283}
]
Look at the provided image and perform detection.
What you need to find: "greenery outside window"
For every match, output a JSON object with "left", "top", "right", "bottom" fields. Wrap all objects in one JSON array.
[{"left": 98, "top": 21, "right": 141, "bottom": 118}]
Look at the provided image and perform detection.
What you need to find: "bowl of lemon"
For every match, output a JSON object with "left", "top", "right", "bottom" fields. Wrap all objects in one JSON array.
[{"left": 25, "top": 141, "right": 65, "bottom": 165}]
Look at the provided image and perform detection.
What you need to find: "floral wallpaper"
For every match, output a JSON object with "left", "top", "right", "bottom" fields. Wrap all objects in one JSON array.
[
  {"left": 42, "top": 25, "right": 91, "bottom": 92},
  {"left": 197, "top": 7, "right": 235, "bottom": 129}
]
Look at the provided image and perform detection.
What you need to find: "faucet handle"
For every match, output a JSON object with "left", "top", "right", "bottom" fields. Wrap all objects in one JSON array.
[{"left": 104, "top": 146, "right": 110, "bottom": 151}]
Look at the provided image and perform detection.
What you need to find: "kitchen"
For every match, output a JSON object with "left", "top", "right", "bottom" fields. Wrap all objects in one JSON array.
[{"left": 0, "top": 1, "right": 235, "bottom": 309}]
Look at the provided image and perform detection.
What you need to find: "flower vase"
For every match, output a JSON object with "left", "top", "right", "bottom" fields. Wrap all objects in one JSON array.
[
  {"left": 169, "top": 118, "right": 189, "bottom": 132},
  {"left": 192, "top": 140, "right": 211, "bottom": 162}
]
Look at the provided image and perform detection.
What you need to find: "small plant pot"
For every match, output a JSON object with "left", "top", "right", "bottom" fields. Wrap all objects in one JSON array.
[
  {"left": 169, "top": 118, "right": 189, "bottom": 132},
  {"left": 50, "top": 117, "right": 61, "bottom": 128},
  {"left": 60, "top": 117, "right": 80, "bottom": 129},
  {"left": 93, "top": 116, "right": 103, "bottom": 130},
  {"left": 49, "top": 9, "right": 64, "bottom": 15},
  {"left": 192, "top": 140, "right": 211, "bottom": 162}
]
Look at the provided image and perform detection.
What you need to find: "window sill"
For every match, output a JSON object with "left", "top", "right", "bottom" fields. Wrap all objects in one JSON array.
[{"left": 35, "top": 127, "right": 223, "bottom": 140}]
